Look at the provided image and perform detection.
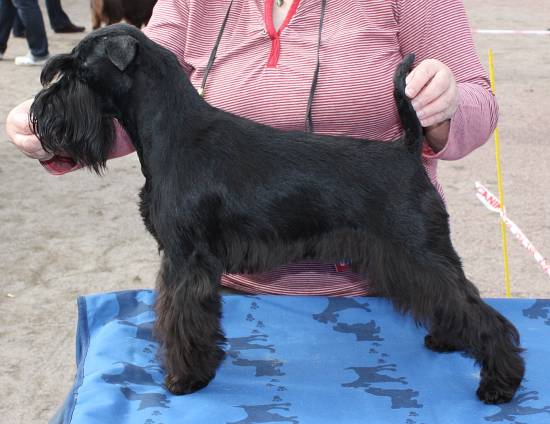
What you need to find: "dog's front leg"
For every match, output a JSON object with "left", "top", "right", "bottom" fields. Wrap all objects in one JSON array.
[{"left": 154, "top": 254, "right": 226, "bottom": 395}]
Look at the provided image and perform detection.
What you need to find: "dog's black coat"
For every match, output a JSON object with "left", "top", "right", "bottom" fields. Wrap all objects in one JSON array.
[{"left": 30, "top": 24, "right": 524, "bottom": 404}]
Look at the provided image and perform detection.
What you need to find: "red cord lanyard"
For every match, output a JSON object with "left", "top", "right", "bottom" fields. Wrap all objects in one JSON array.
[{"left": 199, "top": 0, "right": 327, "bottom": 133}]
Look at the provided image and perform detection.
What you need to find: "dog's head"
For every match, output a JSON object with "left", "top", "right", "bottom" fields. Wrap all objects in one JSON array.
[{"left": 30, "top": 24, "right": 147, "bottom": 173}]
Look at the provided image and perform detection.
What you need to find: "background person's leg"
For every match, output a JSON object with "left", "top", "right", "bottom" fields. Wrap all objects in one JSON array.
[
  {"left": 12, "top": 12, "right": 25, "bottom": 37},
  {"left": 45, "top": 0, "right": 84, "bottom": 33},
  {"left": 12, "top": 0, "right": 48, "bottom": 62},
  {"left": 0, "top": 0, "right": 17, "bottom": 57}
]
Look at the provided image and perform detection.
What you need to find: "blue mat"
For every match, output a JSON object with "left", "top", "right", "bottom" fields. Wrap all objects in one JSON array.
[{"left": 51, "top": 291, "right": 550, "bottom": 424}]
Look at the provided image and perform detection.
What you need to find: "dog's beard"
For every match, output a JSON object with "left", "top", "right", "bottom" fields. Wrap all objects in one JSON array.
[{"left": 30, "top": 59, "right": 116, "bottom": 174}]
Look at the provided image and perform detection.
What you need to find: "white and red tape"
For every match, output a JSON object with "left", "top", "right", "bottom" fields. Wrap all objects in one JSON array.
[{"left": 476, "top": 182, "right": 550, "bottom": 278}]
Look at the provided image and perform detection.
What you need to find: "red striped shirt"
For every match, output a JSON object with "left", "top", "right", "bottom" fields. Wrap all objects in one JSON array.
[{"left": 43, "top": 0, "right": 498, "bottom": 296}]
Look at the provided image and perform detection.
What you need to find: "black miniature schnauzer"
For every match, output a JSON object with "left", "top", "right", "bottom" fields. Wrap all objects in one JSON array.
[{"left": 30, "top": 24, "right": 524, "bottom": 404}]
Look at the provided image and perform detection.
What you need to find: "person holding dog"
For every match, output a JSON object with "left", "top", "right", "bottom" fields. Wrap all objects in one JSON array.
[{"left": 5, "top": 0, "right": 497, "bottom": 296}]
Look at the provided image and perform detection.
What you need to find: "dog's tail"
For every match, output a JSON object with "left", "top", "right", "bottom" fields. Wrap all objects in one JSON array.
[{"left": 394, "top": 53, "right": 423, "bottom": 154}]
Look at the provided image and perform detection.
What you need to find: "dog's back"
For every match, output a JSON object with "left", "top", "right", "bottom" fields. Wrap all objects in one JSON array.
[
  {"left": 91, "top": 0, "right": 156, "bottom": 29},
  {"left": 122, "top": 0, "right": 157, "bottom": 27},
  {"left": 91, "top": 0, "right": 123, "bottom": 29},
  {"left": 215, "top": 53, "right": 422, "bottom": 174}
]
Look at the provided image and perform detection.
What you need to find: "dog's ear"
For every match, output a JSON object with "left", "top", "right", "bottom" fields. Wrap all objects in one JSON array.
[{"left": 105, "top": 35, "right": 138, "bottom": 72}]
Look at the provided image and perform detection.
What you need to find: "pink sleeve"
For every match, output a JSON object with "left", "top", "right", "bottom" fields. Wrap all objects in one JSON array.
[
  {"left": 396, "top": 0, "right": 499, "bottom": 160},
  {"left": 143, "top": 0, "right": 192, "bottom": 74},
  {"left": 41, "top": 0, "right": 191, "bottom": 175}
]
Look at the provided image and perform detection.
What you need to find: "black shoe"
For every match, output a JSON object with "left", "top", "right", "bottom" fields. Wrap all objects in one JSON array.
[{"left": 54, "top": 23, "right": 85, "bottom": 33}]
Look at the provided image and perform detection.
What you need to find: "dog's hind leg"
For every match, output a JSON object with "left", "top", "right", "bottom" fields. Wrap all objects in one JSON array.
[
  {"left": 360, "top": 241, "right": 524, "bottom": 404},
  {"left": 430, "top": 277, "right": 525, "bottom": 404},
  {"left": 91, "top": 11, "right": 101, "bottom": 30},
  {"left": 90, "top": 0, "right": 102, "bottom": 29},
  {"left": 154, "top": 253, "right": 226, "bottom": 395}
]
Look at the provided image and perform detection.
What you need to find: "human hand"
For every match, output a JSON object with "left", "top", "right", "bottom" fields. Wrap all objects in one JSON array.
[
  {"left": 405, "top": 58, "right": 459, "bottom": 127},
  {"left": 405, "top": 59, "right": 459, "bottom": 151},
  {"left": 5, "top": 98, "right": 53, "bottom": 161}
]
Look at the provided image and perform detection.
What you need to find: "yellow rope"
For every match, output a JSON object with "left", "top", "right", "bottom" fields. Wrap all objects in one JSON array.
[{"left": 488, "top": 49, "right": 512, "bottom": 298}]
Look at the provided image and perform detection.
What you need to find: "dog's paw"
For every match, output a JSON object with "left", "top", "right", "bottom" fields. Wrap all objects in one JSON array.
[
  {"left": 164, "top": 374, "right": 211, "bottom": 395},
  {"left": 424, "top": 334, "right": 459, "bottom": 353},
  {"left": 476, "top": 379, "right": 516, "bottom": 404}
]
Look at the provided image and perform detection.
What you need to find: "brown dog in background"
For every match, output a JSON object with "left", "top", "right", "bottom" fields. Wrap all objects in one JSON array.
[{"left": 91, "top": 0, "right": 157, "bottom": 29}]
